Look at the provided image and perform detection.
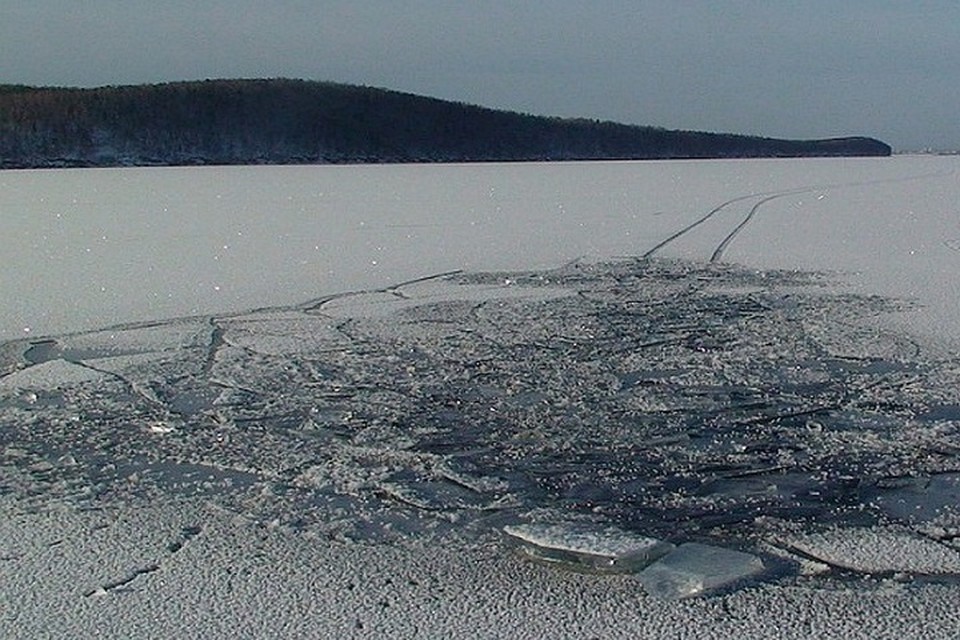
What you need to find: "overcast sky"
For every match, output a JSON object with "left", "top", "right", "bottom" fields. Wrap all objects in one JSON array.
[{"left": 2, "top": 1, "right": 958, "bottom": 151}]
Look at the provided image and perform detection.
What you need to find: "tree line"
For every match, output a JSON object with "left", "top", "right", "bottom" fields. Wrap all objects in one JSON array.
[{"left": 0, "top": 79, "right": 891, "bottom": 169}]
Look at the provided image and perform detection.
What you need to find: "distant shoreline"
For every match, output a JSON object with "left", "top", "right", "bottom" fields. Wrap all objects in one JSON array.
[{"left": 0, "top": 79, "right": 891, "bottom": 169}]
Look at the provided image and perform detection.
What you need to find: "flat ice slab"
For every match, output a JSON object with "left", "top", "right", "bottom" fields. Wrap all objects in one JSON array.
[
  {"left": 0, "top": 358, "right": 105, "bottom": 390},
  {"left": 776, "top": 526, "right": 960, "bottom": 575},
  {"left": 638, "top": 543, "right": 765, "bottom": 599},
  {"left": 504, "top": 522, "right": 674, "bottom": 573}
]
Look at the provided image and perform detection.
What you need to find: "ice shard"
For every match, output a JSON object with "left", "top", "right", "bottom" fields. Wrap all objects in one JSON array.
[
  {"left": 503, "top": 522, "right": 673, "bottom": 573},
  {"left": 638, "top": 543, "right": 765, "bottom": 599}
]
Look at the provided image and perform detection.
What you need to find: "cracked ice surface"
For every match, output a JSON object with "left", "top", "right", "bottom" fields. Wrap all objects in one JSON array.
[
  {"left": 3, "top": 258, "right": 960, "bottom": 565},
  {"left": 3, "top": 156, "right": 960, "bottom": 618}
]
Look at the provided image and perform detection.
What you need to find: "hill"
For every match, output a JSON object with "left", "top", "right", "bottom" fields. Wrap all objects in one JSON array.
[{"left": 0, "top": 79, "right": 891, "bottom": 168}]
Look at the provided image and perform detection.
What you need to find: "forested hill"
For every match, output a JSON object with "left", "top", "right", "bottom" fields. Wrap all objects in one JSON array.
[{"left": 0, "top": 79, "right": 891, "bottom": 168}]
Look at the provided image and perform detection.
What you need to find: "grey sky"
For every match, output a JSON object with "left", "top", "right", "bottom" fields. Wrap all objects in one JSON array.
[{"left": 2, "top": 1, "right": 958, "bottom": 150}]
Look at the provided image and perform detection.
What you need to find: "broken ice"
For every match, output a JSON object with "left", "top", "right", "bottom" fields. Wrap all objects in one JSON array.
[
  {"left": 637, "top": 543, "right": 765, "bottom": 599},
  {"left": 774, "top": 526, "right": 960, "bottom": 576},
  {"left": 503, "top": 522, "right": 673, "bottom": 573}
]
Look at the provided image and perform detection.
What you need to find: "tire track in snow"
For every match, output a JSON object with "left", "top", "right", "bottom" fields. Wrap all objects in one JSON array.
[
  {"left": 710, "top": 191, "right": 803, "bottom": 263},
  {"left": 640, "top": 191, "right": 785, "bottom": 260},
  {"left": 644, "top": 169, "right": 956, "bottom": 263},
  {"left": 643, "top": 186, "right": 819, "bottom": 262}
]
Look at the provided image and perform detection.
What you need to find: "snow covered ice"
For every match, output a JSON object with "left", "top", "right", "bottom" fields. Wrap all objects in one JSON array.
[
  {"left": 3, "top": 157, "right": 960, "bottom": 637},
  {"left": 3, "top": 157, "right": 960, "bottom": 344},
  {"left": 771, "top": 526, "right": 960, "bottom": 576}
]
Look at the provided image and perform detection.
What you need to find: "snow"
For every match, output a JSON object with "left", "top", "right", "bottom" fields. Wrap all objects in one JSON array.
[
  {"left": 5, "top": 493, "right": 960, "bottom": 640},
  {"left": 2, "top": 157, "right": 958, "bottom": 344},
  {"left": 3, "top": 156, "right": 960, "bottom": 637}
]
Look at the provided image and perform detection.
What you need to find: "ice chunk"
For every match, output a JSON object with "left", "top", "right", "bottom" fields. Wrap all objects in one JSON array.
[
  {"left": 0, "top": 359, "right": 105, "bottom": 390},
  {"left": 503, "top": 522, "right": 673, "bottom": 573},
  {"left": 638, "top": 543, "right": 764, "bottom": 599},
  {"left": 776, "top": 526, "right": 960, "bottom": 575}
]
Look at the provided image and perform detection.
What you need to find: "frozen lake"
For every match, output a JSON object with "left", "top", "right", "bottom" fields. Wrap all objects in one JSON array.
[
  {"left": 3, "top": 157, "right": 960, "bottom": 632},
  {"left": 2, "top": 156, "right": 958, "bottom": 344}
]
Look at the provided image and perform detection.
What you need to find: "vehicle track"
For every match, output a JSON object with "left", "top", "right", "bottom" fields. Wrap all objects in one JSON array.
[
  {"left": 709, "top": 191, "right": 809, "bottom": 263},
  {"left": 644, "top": 169, "right": 955, "bottom": 263},
  {"left": 641, "top": 187, "right": 814, "bottom": 261}
]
